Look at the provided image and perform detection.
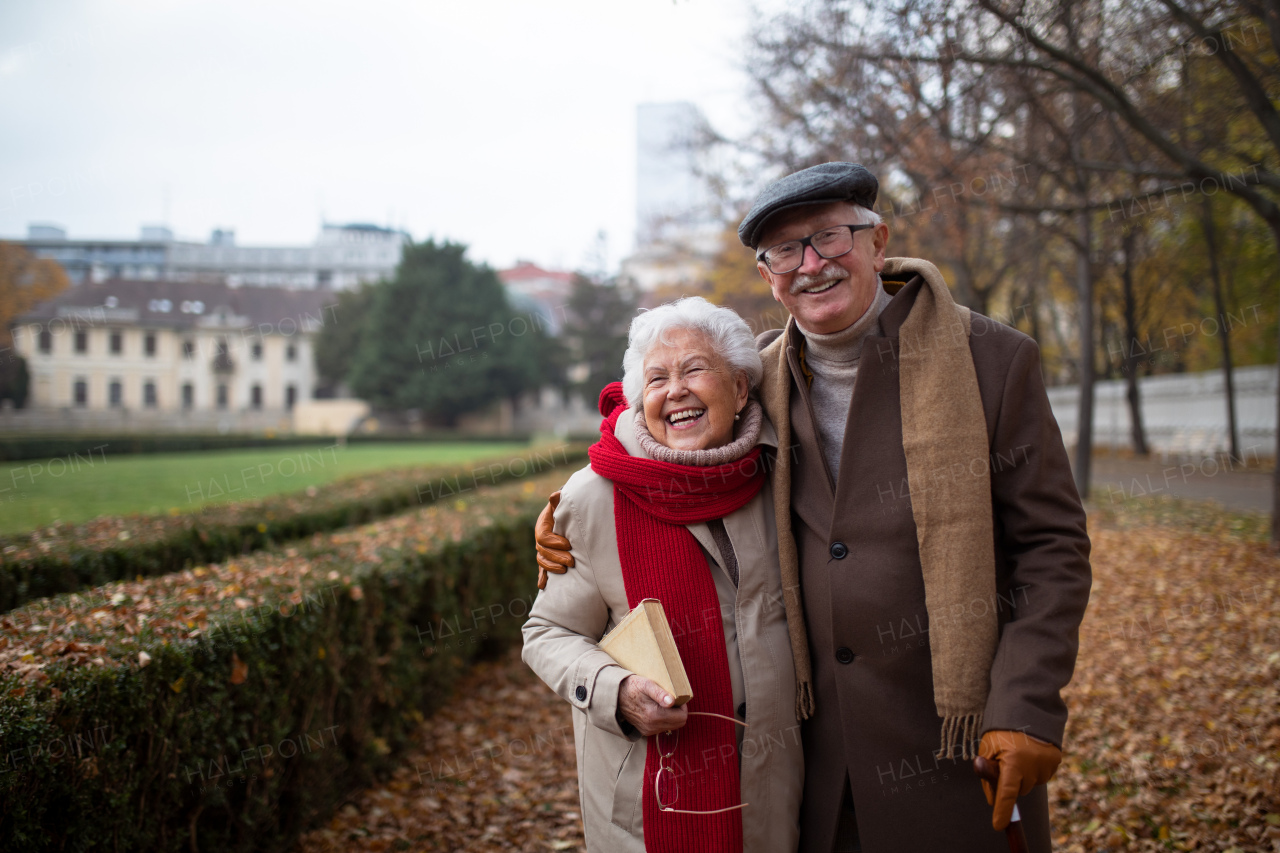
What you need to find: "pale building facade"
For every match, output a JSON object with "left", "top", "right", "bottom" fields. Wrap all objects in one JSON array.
[
  {"left": 11, "top": 281, "right": 333, "bottom": 425},
  {"left": 15, "top": 222, "right": 405, "bottom": 290}
]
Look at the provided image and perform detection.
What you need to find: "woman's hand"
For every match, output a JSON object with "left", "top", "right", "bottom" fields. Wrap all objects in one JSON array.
[{"left": 617, "top": 675, "right": 688, "bottom": 737}]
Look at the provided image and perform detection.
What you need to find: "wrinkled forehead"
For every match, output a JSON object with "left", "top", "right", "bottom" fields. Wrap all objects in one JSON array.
[
  {"left": 642, "top": 327, "right": 720, "bottom": 371},
  {"left": 756, "top": 200, "right": 862, "bottom": 249}
]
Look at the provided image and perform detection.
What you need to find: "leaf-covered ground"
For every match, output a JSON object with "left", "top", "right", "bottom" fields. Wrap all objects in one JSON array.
[
  {"left": 294, "top": 506, "right": 1280, "bottom": 853},
  {"left": 1054, "top": 523, "right": 1279, "bottom": 852}
]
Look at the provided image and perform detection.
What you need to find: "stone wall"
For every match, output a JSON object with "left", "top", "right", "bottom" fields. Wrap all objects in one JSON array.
[{"left": 1048, "top": 364, "right": 1277, "bottom": 458}]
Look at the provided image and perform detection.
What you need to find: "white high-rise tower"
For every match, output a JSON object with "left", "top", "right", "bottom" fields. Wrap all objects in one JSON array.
[{"left": 635, "top": 102, "right": 716, "bottom": 248}]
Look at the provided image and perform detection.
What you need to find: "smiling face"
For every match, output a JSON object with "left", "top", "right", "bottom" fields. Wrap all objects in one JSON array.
[
  {"left": 756, "top": 200, "right": 889, "bottom": 335},
  {"left": 641, "top": 327, "right": 749, "bottom": 452}
]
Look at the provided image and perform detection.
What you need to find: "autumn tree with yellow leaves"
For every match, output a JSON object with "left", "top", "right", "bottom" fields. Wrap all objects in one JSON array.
[{"left": 0, "top": 241, "right": 68, "bottom": 407}]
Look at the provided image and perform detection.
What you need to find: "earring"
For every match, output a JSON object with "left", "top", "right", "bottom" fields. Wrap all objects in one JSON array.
[{"left": 734, "top": 412, "right": 741, "bottom": 421}]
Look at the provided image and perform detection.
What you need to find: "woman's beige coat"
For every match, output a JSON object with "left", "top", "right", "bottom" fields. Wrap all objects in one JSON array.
[{"left": 522, "top": 410, "right": 803, "bottom": 853}]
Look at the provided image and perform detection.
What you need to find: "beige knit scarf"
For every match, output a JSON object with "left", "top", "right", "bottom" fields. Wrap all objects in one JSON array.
[
  {"left": 633, "top": 400, "right": 764, "bottom": 467},
  {"left": 760, "top": 258, "right": 997, "bottom": 760},
  {"left": 894, "top": 260, "right": 997, "bottom": 760}
]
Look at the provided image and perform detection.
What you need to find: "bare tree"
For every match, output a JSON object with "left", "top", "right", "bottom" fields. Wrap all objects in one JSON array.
[
  {"left": 748, "top": 0, "right": 1280, "bottom": 537},
  {"left": 1120, "top": 226, "right": 1152, "bottom": 456},
  {"left": 957, "top": 0, "right": 1280, "bottom": 535},
  {"left": 747, "top": 2, "right": 1041, "bottom": 317},
  {"left": 1198, "top": 196, "right": 1244, "bottom": 462},
  {"left": 748, "top": 0, "right": 1131, "bottom": 497}
]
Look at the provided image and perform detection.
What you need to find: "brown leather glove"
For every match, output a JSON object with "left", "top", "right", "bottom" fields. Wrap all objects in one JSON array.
[
  {"left": 978, "top": 730, "right": 1062, "bottom": 831},
  {"left": 535, "top": 491, "right": 574, "bottom": 590}
]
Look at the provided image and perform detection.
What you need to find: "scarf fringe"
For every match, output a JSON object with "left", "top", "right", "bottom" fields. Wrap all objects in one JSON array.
[
  {"left": 936, "top": 712, "right": 983, "bottom": 761},
  {"left": 795, "top": 680, "right": 815, "bottom": 721}
]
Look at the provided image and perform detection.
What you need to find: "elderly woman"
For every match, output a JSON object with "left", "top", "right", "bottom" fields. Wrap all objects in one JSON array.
[{"left": 522, "top": 297, "right": 804, "bottom": 853}]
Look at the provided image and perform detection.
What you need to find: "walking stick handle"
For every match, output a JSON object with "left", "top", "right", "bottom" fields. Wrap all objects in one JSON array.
[{"left": 973, "top": 756, "right": 1030, "bottom": 853}]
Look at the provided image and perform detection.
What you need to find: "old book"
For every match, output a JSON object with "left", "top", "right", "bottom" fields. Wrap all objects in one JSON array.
[{"left": 598, "top": 598, "right": 693, "bottom": 706}]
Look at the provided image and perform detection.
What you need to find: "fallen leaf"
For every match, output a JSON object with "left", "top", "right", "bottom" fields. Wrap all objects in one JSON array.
[{"left": 230, "top": 652, "right": 248, "bottom": 685}]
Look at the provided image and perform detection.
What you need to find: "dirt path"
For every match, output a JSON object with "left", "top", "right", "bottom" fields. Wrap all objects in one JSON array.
[{"left": 1090, "top": 453, "right": 1272, "bottom": 513}]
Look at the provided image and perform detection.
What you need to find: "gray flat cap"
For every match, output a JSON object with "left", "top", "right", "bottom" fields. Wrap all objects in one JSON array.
[{"left": 738, "top": 162, "right": 879, "bottom": 249}]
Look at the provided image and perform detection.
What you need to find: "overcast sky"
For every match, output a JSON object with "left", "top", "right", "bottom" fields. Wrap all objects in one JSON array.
[{"left": 0, "top": 0, "right": 773, "bottom": 274}]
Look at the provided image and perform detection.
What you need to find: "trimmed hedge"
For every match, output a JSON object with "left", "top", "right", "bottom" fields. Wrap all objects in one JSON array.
[
  {"left": 0, "top": 445, "right": 584, "bottom": 612},
  {"left": 0, "top": 432, "right": 537, "bottom": 463},
  {"left": 0, "top": 434, "right": 335, "bottom": 463},
  {"left": 0, "top": 473, "right": 564, "bottom": 851}
]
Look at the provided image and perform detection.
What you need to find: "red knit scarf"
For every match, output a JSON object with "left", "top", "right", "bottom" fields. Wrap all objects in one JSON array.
[{"left": 589, "top": 383, "right": 763, "bottom": 853}]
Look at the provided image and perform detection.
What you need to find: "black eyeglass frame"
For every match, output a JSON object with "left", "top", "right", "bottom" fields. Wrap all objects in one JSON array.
[{"left": 756, "top": 223, "right": 877, "bottom": 274}]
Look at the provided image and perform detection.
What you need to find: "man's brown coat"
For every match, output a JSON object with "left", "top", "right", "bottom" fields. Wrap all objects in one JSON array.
[{"left": 757, "top": 259, "right": 1092, "bottom": 853}]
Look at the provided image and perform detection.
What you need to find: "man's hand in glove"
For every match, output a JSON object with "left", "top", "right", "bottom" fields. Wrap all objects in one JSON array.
[
  {"left": 978, "top": 730, "right": 1062, "bottom": 831},
  {"left": 535, "top": 491, "right": 574, "bottom": 590}
]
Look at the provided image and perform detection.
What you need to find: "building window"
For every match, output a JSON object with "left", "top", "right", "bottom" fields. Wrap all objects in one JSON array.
[
  {"left": 74, "top": 379, "right": 88, "bottom": 407},
  {"left": 251, "top": 384, "right": 262, "bottom": 409},
  {"left": 109, "top": 380, "right": 123, "bottom": 407},
  {"left": 75, "top": 331, "right": 88, "bottom": 354},
  {"left": 38, "top": 329, "right": 52, "bottom": 354},
  {"left": 143, "top": 381, "right": 157, "bottom": 408},
  {"left": 110, "top": 331, "right": 123, "bottom": 355},
  {"left": 213, "top": 337, "right": 235, "bottom": 373},
  {"left": 182, "top": 383, "right": 194, "bottom": 409},
  {"left": 251, "top": 342, "right": 263, "bottom": 361},
  {"left": 285, "top": 384, "right": 297, "bottom": 410},
  {"left": 216, "top": 384, "right": 228, "bottom": 409},
  {"left": 285, "top": 343, "right": 297, "bottom": 362},
  {"left": 183, "top": 340, "right": 196, "bottom": 360},
  {"left": 144, "top": 333, "right": 156, "bottom": 356}
]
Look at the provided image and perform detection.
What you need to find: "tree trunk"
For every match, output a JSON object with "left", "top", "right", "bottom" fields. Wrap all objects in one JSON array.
[
  {"left": 1121, "top": 228, "right": 1149, "bottom": 457},
  {"left": 1274, "top": 313, "right": 1280, "bottom": 544},
  {"left": 1267, "top": 219, "right": 1280, "bottom": 546},
  {"left": 1073, "top": 207, "right": 1095, "bottom": 499},
  {"left": 1098, "top": 313, "right": 1117, "bottom": 381},
  {"left": 1027, "top": 286, "right": 1043, "bottom": 347},
  {"left": 1198, "top": 198, "right": 1241, "bottom": 464}
]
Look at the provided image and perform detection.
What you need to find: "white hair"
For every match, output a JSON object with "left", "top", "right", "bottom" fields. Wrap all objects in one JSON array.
[
  {"left": 852, "top": 204, "right": 883, "bottom": 226},
  {"left": 621, "top": 297, "right": 763, "bottom": 410}
]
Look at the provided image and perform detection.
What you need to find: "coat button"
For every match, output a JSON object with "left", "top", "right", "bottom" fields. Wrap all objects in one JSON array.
[
  {"left": 575, "top": 685, "right": 587, "bottom": 701},
  {"left": 830, "top": 542, "right": 848, "bottom": 560},
  {"left": 737, "top": 702, "right": 747, "bottom": 719},
  {"left": 835, "top": 647, "right": 855, "bottom": 665}
]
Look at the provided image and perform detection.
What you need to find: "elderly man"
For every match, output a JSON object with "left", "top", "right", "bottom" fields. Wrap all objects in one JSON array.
[{"left": 537, "top": 162, "right": 1091, "bottom": 853}]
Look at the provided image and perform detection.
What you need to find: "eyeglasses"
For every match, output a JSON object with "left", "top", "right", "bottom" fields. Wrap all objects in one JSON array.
[
  {"left": 655, "top": 711, "right": 749, "bottom": 815},
  {"left": 756, "top": 223, "right": 876, "bottom": 274}
]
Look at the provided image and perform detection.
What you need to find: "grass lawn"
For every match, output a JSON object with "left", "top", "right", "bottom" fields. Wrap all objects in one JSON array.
[{"left": 0, "top": 441, "right": 528, "bottom": 535}]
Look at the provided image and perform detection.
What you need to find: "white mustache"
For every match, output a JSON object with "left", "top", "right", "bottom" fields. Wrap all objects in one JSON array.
[{"left": 789, "top": 268, "right": 848, "bottom": 296}]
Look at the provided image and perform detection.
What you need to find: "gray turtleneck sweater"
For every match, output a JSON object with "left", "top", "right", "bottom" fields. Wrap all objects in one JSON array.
[{"left": 801, "top": 279, "right": 894, "bottom": 479}]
